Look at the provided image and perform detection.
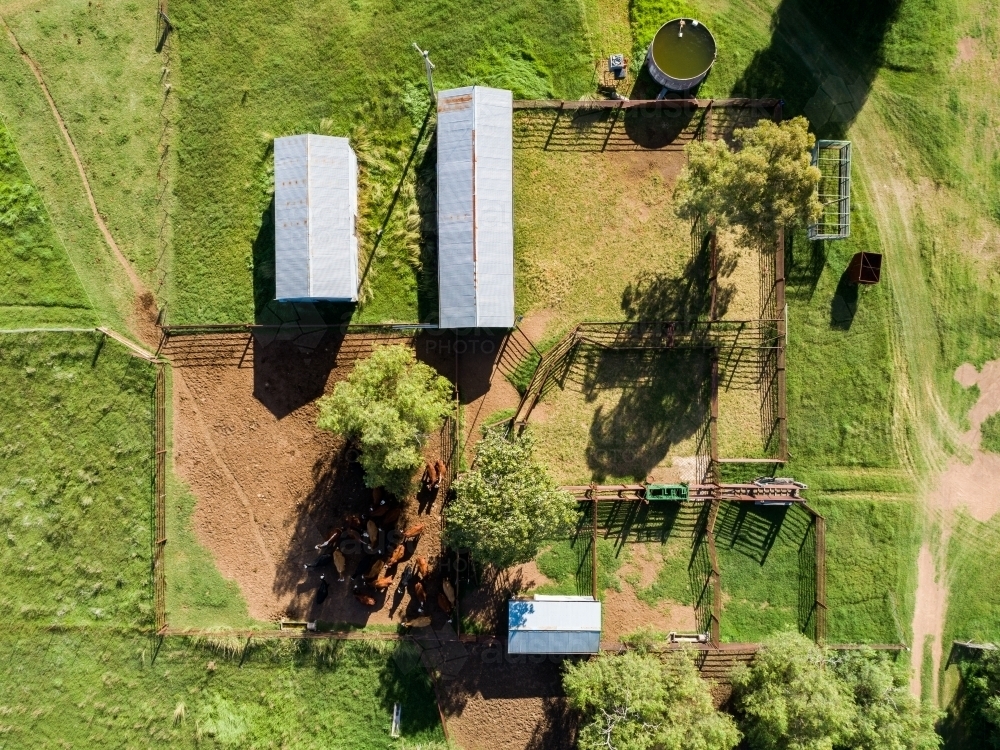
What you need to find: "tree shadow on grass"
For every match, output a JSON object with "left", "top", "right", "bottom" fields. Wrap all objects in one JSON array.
[
  {"left": 575, "top": 347, "right": 711, "bottom": 481},
  {"left": 731, "top": 0, "right": 905, "bottom": 137},
  {"left": 620, "top": 226, "right": 736, "bottom": 321},
  {"left": 787, "top": 230, "right": 826, "bottom": 302}
]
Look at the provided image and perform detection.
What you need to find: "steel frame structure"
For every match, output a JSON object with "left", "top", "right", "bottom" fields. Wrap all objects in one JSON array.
[{"left": 809, "top": 140, "right": 852, "bottom": 240}]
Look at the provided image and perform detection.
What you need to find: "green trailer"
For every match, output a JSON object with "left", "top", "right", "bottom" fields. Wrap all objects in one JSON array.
[{"left": 644, "top": 483, "right": 689, "bottom": 502}]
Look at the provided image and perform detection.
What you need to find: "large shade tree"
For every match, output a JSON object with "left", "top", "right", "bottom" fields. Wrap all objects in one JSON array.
[
  {"left": 732, "top": 632, "right": 941, "bottom": 750},
  {"left": 831, "top": 648, "right": 940, "bottom": 750},
  {"left": 731, "top": 631, "right": 853, "bottom": 750},
  {"left": 563, "top": 649, "right": 741, "bottom": 750},
  {"left": 674, "top": 116, "right": 822, "bottom": 247},
  {"left": 444, "top": 429, "right": 576, "bottom": 569},
  {"left": 317, "top": 345, "right": 451, "bottom": 497}
]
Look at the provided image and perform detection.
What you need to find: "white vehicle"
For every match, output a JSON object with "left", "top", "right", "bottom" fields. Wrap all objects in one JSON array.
[{"left": 752, "top": 476, "right": 808, "bottom": 489}]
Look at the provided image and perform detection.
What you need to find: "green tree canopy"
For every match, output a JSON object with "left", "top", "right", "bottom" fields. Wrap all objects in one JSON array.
[
  {"left": 444, "top": 429, "right": 576, "bottom": 569},
  {"left": 316, "top": 345, "right": 452, "bottom": 497},
  {"left": 674, "top": 116, "right": 822, "bottom": 247},
  {"left": 732, "top": 631, "right": 853, "bottom": 750},
  {"left": 831, "top": 649, "right": 940, "bottom": 750},
  {"left": 563, "top": 649, "right": 741, "bottom": 750}
]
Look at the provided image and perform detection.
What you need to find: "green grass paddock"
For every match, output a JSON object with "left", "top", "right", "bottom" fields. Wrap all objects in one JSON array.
[{"left": 0, "top": 331, "right": 155, "bottom": 628}]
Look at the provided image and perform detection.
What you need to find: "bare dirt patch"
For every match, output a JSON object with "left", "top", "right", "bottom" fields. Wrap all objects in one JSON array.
[
  {"left": 926, "top": 361, "right": 1000, "bottom": 523},
  {"left": 603, "top": 585, "right": 696, "bottom": 641},
  {"left": 955, "top": 36, "right": 979, "bottom": 67},
  {"left": 519, "top": 309, "right": 558, "bottom": 344},
  {"left": 441, "top": 654, "right": 577, "bottom": 750},
  {"left": 910, "top": 359, "right": 1000, "bottom": 698}
]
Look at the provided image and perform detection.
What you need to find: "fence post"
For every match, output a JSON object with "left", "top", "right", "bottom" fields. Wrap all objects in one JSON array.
[{"left": 706, "top": 498, "right": 722, "bottom": 645}]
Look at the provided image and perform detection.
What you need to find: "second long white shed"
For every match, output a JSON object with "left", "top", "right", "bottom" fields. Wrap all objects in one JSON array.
[{"left": 436, "top": 86, "right": 514, "bottom": 329}]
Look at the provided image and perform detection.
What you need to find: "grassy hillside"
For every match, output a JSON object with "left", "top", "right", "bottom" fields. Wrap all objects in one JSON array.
[
  {"left": 0, "top": 14, "right": 136, "bottom": 330},
  {"left": 1, "top": 0, "right": 169, "bottom": 288}
]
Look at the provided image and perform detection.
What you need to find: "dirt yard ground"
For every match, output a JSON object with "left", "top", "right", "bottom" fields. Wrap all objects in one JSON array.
[{"left": 165, "top": 327, "right": 520, "bottom": 627}]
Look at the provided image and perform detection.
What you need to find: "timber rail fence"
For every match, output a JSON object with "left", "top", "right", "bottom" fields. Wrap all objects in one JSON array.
[{"left": 153, "top": 364, "right": 167, "bottom": 631}]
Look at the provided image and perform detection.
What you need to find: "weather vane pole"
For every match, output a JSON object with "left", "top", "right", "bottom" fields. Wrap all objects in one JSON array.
[{"left": 412, "top": 43, "right": 436, "bottom": 101}]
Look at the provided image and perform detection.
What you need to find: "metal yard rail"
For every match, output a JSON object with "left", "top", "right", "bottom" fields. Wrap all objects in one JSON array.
[
  {"left": 561, "top": 483, "right": 806, "bottom": 502},
  {"left": 567, "top": 480, "right": 826, "bottom": 644}
]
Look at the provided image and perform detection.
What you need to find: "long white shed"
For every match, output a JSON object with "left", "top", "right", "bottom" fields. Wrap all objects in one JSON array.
[
  {"left": 273, "top": 134, "right": 359, "bottom": 302},
  {"left": 436, "top": 86, "right": 514, "bottom": 329},
  {"left": 508, "top": 595, "right": 602, "bottom": 655}
]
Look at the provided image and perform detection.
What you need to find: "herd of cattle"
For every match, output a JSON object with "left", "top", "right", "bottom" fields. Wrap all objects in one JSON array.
[{"left": 302, "top": 459, "right": 456, "bottom": 625}]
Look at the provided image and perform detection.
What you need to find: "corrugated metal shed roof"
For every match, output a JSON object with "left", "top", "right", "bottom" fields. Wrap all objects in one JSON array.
[
  {"left": 507, "top": 597, "right": 602, "bottom": 654},
  {"left": 437, "top": 86, "right": 514, "bottom": 329},
  {"left": 274, "top": 134, "right": 358, "bottom": 301}
]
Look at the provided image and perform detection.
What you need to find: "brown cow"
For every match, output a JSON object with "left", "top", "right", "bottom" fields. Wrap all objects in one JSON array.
[
  {"left": 365, "top": 519, "right": 379, "bottom": 543},
  {"left": 403, "top": 524, "right": 425, "bottom": 541},
  {"left": 414, "top": 556, "right": 429, "bottom": 580},
  {"left": 333, "top": 549, "right": 347, "bottom": 582},
  {"left": 363, "top": 559, "right": 384, "bottom": 581},
  {"left": 442, "top": 578, "right": 456, "bottom": 605},
  {"left": 386, "top": 544, "right": 406, "bottom": 568},
  {"left": 353, "top": 593, "right": 376, "bottom": 607},
  {"left": 344, "top": 528, "right": 363, "bottom": 542},
  {"left": 434, "top": 459, "right": 447, "bottom": 489},
  {"left": 437, "top": 593, "right": 453, "bottom": 617},
  {"left": 315, "top": 526, "right": 342, "bottom": 551},
  {"left": 379, "top": 506, "right": 402, "bottom": 528},
  {"left": 372, "top": 575, "right": 394, "bottom": 591},
  {"left": 422, "top": 461, "right": 439, "bottom": 491},
  {"left": 413, "top": 581, "right": 427, "bottom": 614}
]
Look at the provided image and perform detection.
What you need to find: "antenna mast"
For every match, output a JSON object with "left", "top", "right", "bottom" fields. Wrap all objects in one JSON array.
[{"left": 412, "top": 43, "right": 436, "bottom": 101}]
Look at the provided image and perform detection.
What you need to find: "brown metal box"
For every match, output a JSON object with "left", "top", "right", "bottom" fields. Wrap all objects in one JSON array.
[{"left": 847, "top": 252, "right": 882, "bottom": 284}]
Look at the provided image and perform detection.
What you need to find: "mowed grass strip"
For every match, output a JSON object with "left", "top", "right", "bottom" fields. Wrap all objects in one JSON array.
[
  {"left": 0, "top": 633, "right": 445, "bottom": 749},
  {"left": 170, "top": 0, "right": 595, "bottom": 324},
  {"left": 0, "top": 331, "right": 155, "bottom": 628}
]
